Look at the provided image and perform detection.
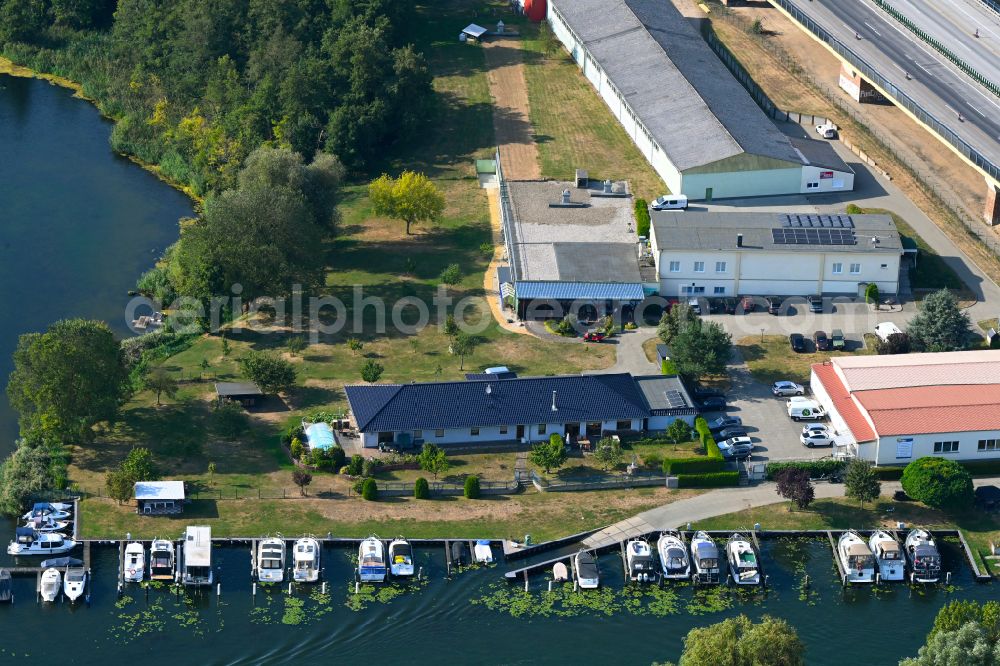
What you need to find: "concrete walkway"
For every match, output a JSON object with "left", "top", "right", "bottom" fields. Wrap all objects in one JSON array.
[
  {"left": 590, "top": 326, "right": 660, "bottom": 376},
  {"left": 581, "top": 476, "right": 1000, "bottom": 550}
]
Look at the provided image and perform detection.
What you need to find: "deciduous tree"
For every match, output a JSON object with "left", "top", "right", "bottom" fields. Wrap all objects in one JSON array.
[
  {"left": 677, "top": 614, "right": 805, "bottom": 666},
  {"left": 418, "top": 443, "right": 450, "bottom": 479},
  {"left": 844, "top": 459, "right": 881, "bottom": 508},
  {"left": 0, "top": 445, "right": 52, "bottom": 516},
  {"left": 368, "top": 171, "right": 445, "bottom": 235},
  {"left": 292, "top": 469, "right": 312, "bottom": 496},
  {"left": 774, "top": 468, "right": 815, "bottom": 511},
  {"left": 145, "top": 367, "right": 178, "bottom": 406},
  {"left": 451, "top": 333, "right": 478, "bottom": 371},
  {"left": 529, "top": 434, "right": 568, "bottom": 474},
  {"left": 671, "top": 319, "right": 732, "bottom": 380},
  {"left": 239, "top": 351, "right": 296, "bottom": 393},
  {"left": 593, "top": 437, "right": 624, "bottom": 471},
  {"left": 360, "top": 359, "right": 384, "bottom": 383},
  {"left": 901, "top": 457, "right": 974, "bottom": 511}
]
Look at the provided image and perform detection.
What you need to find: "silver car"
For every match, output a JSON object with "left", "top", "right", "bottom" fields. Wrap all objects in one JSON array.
[
  {"left": 772, "top": 381, "right": 805, "bottom": 397},
  {"left": 800, "top": 432, "right": 835, "bottom": 448},
  {"left": 718, "top": 436, "right": 753, "bottom": 459}
]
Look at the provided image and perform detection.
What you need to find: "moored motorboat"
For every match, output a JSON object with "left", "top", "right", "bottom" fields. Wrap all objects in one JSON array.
[
  {"left": 838, "top": 531, "right": 875, "bottom": 584},
  {"left": 450, "top": 541, "right": 469, "bottom": 568},
  {"left": 690, "top": 531, "right": 721, "bottom": 584},
  {"left": 123, "top": 542, "right": 146, "bottom": 583},
  {"left": 63, "top": 566, "right": 87, "bottom": 602},
  {"left": 149, "top": 540, "right": 175, "bottom": 581},
  {"left": 904, "top": 529, "right": 942, "bottom": 584},
  {"left": 0, "top": 569, "right": 12, "bottom": 603},
  {"left": 257, "top": 537, "right": 286, "bottom": 583},
  {"left": 7, "top": 529, "right": 76, "bottom": 556},
  {"left": 869, "top": 530, "right": 905, "bottom": 582},
  {"left": 625, "top": 538, "right": 658, "bottom": 584},
  {"left": 25, "top": 514, "right": 70, "bottom": 534},
  {"left": 657, "top": 531, "right": 691, "bottom": 580},
  {"left": 388, "top": 538, "right": 414, "bottom": 577},
  {"left": 473, "top": 540, "right": 494, "bottom": 564},
  {"left": 574, "top": 550, "right": 599, "bottom": 589},
  {"left": 293, "top": 537, "right": 321, "bottom": 583},
  {"left": 40, "top": 568, "right": 61, "bottom": 602},
  {"left": 358, "top": 536, "right": 387, "bottom": 583},
  {"left": 181, "top": 526, "right": 213, "bottom": 587},
  {"left": 22, "top": 503, "right": 71, "bottom": 522},
  {"left": 726, "top": 534, "right": 760, "bottom": 586}
]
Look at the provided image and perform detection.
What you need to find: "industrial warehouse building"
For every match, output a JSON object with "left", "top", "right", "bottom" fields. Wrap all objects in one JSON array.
[
  {"left": 811, "top": 351, "right": 1000, "bottom": 466},
  {"left": 650, "top": 212, "right": 902, "bottom": 298},
  {"left": 545, "top": 0, "right": 855, "bottom": 200},
  {"left": 345, "top": 373, "right": 696, "bottom": 449}
]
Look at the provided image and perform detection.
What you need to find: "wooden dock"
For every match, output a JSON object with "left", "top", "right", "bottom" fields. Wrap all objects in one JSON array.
[{"left": 827, "top": 530, "right": 847, "bottom": 585}]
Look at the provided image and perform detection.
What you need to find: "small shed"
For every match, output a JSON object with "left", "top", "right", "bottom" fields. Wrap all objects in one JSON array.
[
  {"left": 461, "top": 23, "right": 488, "bottom": 41},
  {"left": 215, "top": 381, "right": 263, "bottom": 407},
  {"left": 135, "top": 480, "right": 185, "bottom": 515}
]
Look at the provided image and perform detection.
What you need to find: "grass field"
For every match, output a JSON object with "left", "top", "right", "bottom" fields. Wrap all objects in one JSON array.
[{"left": 737, "top": 334, "right": 871, "bottom": 386}]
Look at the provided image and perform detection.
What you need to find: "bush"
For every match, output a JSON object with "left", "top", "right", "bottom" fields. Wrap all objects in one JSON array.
[
  {"left": 846, "top": 204, "right": 863, "bottom": 214},
  {"left": 290, "top": 437, "right": 304, "bottom": 460},
  {"left": 642, "top": 452, "right": 664, "bottom": 470},
  {"left": 211, "top": 402, "right": 249, "bottom": 439},
  {"left": 676, "top": 471, "right": 740, "bottom": 488},
  {"left": 901, "top": 457, "right": 974, "bottom": 510},
  {"left": 362, "top": 457, "right": 381, "bottom": 477},
  {"left": 282, "top": 423, "right": 305, "bottom": 446},
  {"left": 661, "top": 358, "right": 678, "bottom": 376},
  {"left": 414, "top": 477, "right": 430, "bottom": 499},
  {"left": 663, "top": 457, "right": 726, "bottom": 475},
  {"left": 439, "top": 263, "right": 461, "bottom": 285},
  {"left": 464, "top": 475, "right": 481, "bottom": 499},
  {"left": 361, "top": 478, "right": 378, "bottom": 501},
  {"left": 479, "top": 242, "right": 494, "bottom": 257},
  {"left": 310, "top": 446, "right": 345, "bottom": 471},
  {"left": 765, "top": 459, "right": 845, "bottom": 480},
  {"left": 555, "top": 314, "right": 577, "bottom": 337},
  {"left": 347, "top": 454, "right": 364, "bottom": 476},
  {"left": 634, "top": 198, "right": 651, "bottom": 239}
]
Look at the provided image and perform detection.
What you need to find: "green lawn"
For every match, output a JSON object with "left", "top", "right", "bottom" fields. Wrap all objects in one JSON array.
[{"left": 737, "top": 334, "right": 871, "bottom": 386}]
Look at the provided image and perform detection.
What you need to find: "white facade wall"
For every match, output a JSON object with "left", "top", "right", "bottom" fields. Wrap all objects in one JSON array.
[
  {"left": 800, "top": 165, "right": 854, "bottom": 193},
  {"left": 872, "top": 429, "right": 1000, "bottom": 466},
  {"left": 361, "top": 418, "right": 662, "bottom": 448}
]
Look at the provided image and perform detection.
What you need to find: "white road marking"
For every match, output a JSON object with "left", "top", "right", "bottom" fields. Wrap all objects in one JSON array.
[
  {"left": 864, "top": 21, "right": 881, "bottom": 37},
  {"left": 968, "top": 103, "right": 986, "bottom": 117}
]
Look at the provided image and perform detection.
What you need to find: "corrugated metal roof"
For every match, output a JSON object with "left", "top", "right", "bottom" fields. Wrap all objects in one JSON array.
[
  {"left": 134, "top": 481, "right": 185, "bottom": 501},
  {"left": 345, "top": 373, "right": 651, "bottom": 433},
  {"left": 833, "top": 350, "right": 1000, "bottom": 391},
  {"left": 549, "top": 0, "right": 801, "bottom": 171},
  {"left": 516, "top": 281, "right": 645, "bottom": 300},
  {"left": 853, "top": 385, "right": 1000, "bottom": 436},
  {"left": 215, "top": 382, "right": 262, "bottom": 396}
]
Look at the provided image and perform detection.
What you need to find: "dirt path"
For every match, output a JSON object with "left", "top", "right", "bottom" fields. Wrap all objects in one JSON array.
[
  {"left": 483, "top": 188, "right": 529, "bottom": 334},
  {"left": 483, "top": 37, "right": 542, "bottom": 180}
]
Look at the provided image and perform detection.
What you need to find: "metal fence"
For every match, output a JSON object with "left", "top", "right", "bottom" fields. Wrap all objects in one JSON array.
[
  {"left": 347, "top": 479, "right": 522, "bottom": 497},
  {"left": 529, "top": 469, "right": 667, "bottom": 492},
  {"left": 495, "top": 146, "right": 521, "bottom": 282}
]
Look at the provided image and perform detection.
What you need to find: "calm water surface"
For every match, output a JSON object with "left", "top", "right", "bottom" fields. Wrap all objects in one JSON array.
[{"left": 0, "top": 73, "right": 192, "bottom": 455}]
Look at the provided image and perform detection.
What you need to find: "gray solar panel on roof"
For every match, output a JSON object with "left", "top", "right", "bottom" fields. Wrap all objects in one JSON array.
[
  {"left": 664, "top": 390, "right": 687, "bottom": 408},
  {"left": 780, "top": 214, "right": 854, "bottom": 229},
  {"left": 772, "top": 228, "right": 856, "bottom": 245}
]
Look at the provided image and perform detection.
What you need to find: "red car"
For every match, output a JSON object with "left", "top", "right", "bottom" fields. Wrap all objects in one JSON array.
[{"left": 583, "top": 331, "right": 606, "bottom": 342}]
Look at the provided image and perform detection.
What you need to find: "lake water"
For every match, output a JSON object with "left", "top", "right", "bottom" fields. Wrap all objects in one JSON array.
[
  {"left": 0, "top": 73, "right": 193, "bottom": 456},
  {"left": 0, "top": 537, "right": 991, "bottom": 664}
]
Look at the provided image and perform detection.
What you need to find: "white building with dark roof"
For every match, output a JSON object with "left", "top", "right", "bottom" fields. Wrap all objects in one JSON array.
[
  {"left": 545, "top": 0, "right": 855, "bottom": 199},
  {"left": 650, "top": 211, "right": 902, "bottom": 298}
]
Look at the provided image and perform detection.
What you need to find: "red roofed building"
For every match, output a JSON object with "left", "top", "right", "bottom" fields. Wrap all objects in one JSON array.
[{"left": 810, "top": 350, "right": 1000, "bottom": 465}]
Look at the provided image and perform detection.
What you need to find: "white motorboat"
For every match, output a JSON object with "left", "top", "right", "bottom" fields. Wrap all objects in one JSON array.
[
  {"left": 181, "top": 526, "right": 213, "bottom": 587},
  {"left": 22, "top": 503, "right": 71, "bottom": 522},
  {"left": 869, "top": 530, "right": 905, "bottom": 582},
  {"left": 388, "top": 538, "right": 414, "bottom": 577},
  {"left": 904, "top": 529, "right": 942, "bottom": 584},
  {"left": 657, "top": 532, "right": 691, "bottom": 580},
  {"left": 149, "top": 539, "right": 175, "bottom": 581},
  {"left": 690, "top": 531, "right": 721, "bottom": 584},
  {"left": 473, "top": 539, "right": 494, "bottom": 564},
  {"left": 625, "top": 538, "right": 658, "bottom": 584},
  {"left": 257, "top": 537, "right": 286, "bottom": 583},
  {"left": 292, "top": 538, "right": 321, "bottom": 583},
  {"left": 358, "top": 536, "right": 387, "bottom": 583},
  {"left": 123, "top": 542, "right": 146, "bottom": 583},
  {"left": 25, "top": 515, "right": 70, "bottom": 534},
  {"left": 838, "top": 531, "right": 876, "bottom": 584},
  {"left": 63, "top": 567, "right": 87, "bottom": 602},
  {"left": 574, "top": 550, "right": 599, "bottom": 589},
  {"left": 40, "top": 568, "right": 61, "bottom": 602},
  {"left": 726, "top": 534, "right": 760, "bottom": 586},
  {"left": 7, "top": 529, "right": 76, "bottom": 556}
]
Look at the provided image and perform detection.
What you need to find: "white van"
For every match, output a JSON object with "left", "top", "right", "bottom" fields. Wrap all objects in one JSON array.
[
  {"left": 787, "top": 399, "right": 826, "bottom": 421},
  {"left": 651, "top": 194, "right": 689, "bottom": 211},
  {"left": 874, "top": 322, "right": 903, "bottom": 343}
]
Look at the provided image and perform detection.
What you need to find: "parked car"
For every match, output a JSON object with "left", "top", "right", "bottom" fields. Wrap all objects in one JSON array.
[
  {"left": 808, "top": 295, "right": 823, "bottom": 313},
  {"left": 813, "top": 330, "right": 830, "bottom": 351},
  {"left": 801, "top": 423, "right": 829, "bottom": 437},
  {"left": 651, "top": 194, "right": 689, "bottom": 210},
  {"left": 690, "top": 385, "right": 724, "bottom": 399},
  {"left": 772, "top": 381, "right": 805, "bottom": 397},
  {"left": 717, "top": 427, "right": 748, "bottom": 441},
  {"left": 831, "top": 329, "right": 846, "bottom": 350},
  {"left": 800, "top": 431, "right": 835, "bottom": 447},
  {"left": 718, "top": 437, "right": 753, "bottom": 459},
  {"left": 708, "top": 416, "right": 743, "bottom": 433},
  {"left": 789, "top": 333, "right": 806, "bottom": 353},
  {"left": 815, "top": 121, "right": 838, "bottom": 139},
  {"left": 583, "top": 331, "right": 605, "bottom": 342},
  {"left": 687, "top": 298, "right": 702, "bottom": 315},
  {"left": 767, "top": 297, "right": 781, "bottom": 315},
  {"left": 698, "top": 396, "right": 727, "bottom": 412},
  {"left": 787, "top": 398, "right": 826, "bottom": 421}
]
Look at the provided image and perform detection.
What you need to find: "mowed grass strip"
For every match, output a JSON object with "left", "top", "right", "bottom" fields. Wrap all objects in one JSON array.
[{"left": 737, "top": 334, "right": 871, "bottom": 386}]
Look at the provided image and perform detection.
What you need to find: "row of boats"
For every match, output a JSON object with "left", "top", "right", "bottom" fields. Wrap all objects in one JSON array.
[
  {"left": 7, "top": 503, "right": 77, "bottom": 556},
  {"left": 573, "top": 527, "right": 943, "bottom": 589}
]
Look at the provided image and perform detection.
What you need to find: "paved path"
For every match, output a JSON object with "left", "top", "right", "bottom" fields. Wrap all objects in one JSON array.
[
  {"left": 483, "top": 37, "right": 541, "bottom": 180},
  {"left": 581, "top": 476, "right": 1000, "bottom": 550},
  {"left": 590, "top": 327, "right": 660, "bottom": 376}
]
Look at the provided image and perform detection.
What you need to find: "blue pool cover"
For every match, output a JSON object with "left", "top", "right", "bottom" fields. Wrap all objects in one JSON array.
[{"left": 305, "top": 422, "right": 335, "bottom": 450}]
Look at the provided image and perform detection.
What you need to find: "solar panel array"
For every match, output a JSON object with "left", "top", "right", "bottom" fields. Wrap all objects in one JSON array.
[
  {"left": 664, "top": 390, "right": 687, "bottom": 409},
  {"left": 780, "top": 214, "right": 854, "bottom": 229},
  {"left": 771, "top": 227, "right": 857, "bottom": 245}
]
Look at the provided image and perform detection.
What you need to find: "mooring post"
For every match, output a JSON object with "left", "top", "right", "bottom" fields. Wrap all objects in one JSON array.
[
  {"left": 217, "top": 582, "right": 221, "bottom": 597},
  {"left": 548, "top": 580, "right": 552, "bottom": 592},
  {"left": 946, "top": 571, "right": 952, "bottom": 585},
  {"left": 288, "top": 582, "right": 293, "bottom": 595},
  {"left": 354, "top": 581, "right": 360, "bottom": 595},
  {"left": 252, "top": 582, "right": 256, "bottom": 597},
  {"left": 321, "top": 581, "right": 327, "bottom": 595}
]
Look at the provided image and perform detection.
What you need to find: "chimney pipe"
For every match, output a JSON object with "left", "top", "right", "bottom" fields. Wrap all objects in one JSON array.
[
  {"left": 737, "top": 233, "right": 743, "bottom": 248},
  {"left": 551, "top": 391, "right": 557, "bottom": 412},
  {"left": 562, "top": 189, "right": 571, "bottom": 204}
]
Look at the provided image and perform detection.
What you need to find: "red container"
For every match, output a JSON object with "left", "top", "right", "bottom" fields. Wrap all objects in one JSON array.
[{"left": 524, "top": 0, "right": 547, "bottom": 22}]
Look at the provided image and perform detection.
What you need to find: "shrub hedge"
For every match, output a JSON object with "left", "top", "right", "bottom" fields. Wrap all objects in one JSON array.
[
  {"left": 634, "top": 198, "right": 651, "bottom": 239},
  {"left": 694, "top": 417, "right": 723, "bottom": 460},
  {"left": 663, "top": 457, "right": 726, "bottom": 475},
  {"left": 676, "top": 471, "right": 740, "bottom": 488},
  {"left": 414, "top": 477, "right": 430, "bottom": 499},
  {"left": 873, "top": 466, "right": 904, "bottom": 480},
  {"left": 661, "top": 358, "right": 678, "bottom": 376},
  {"left": 960, "top": 460, "right": 1000, "bottom": 476},
  {"left": 464, "top": 475, "right": 481, "bottom": 499},
  {"left": 765, "top": 459, "right": 845, "bottom": 480},
  {"left": 361, "top": 478, "right": 378, "bottom": 501}
]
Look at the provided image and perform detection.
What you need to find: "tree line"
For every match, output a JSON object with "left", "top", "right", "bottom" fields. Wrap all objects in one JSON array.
[{"left": 0, "top": 0, "right": 433, "bottom": 194}]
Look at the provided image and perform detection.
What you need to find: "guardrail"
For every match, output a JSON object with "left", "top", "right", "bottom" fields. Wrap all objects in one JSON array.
[
  {"left": 975, "top": 0, "right": 1000, "bottom": 17},
  {"left": 767, "top": 0, "right": 1000, "bottom": 183},
  {"left": 871, "top": 0, "right": 1000, "bottom": 99}
]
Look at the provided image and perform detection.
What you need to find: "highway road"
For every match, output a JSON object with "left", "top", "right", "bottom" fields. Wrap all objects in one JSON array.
[{"left": 784, "top": 0, "right": 1000, "bottom": 170}]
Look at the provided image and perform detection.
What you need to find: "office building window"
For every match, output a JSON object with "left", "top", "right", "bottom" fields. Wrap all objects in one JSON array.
[
  {"left": 806, "top": 182, "right": 819, "bottom": 189},
  {"left": 979, "top": 439, "right": 1000, "bottom": 452},
  {"left": 668, "top": 261, "right": 681, "bottom": 273},
  {"left": 693, "top": 261, "right": 705, "bottom": 273},
  {"left": 470, "top": 427, "right": 480, "bottom": 436},
  {"left": 715, "top": 261, "right": 727, "bottom": 273},
  {"left": 832, "top": 263, "right": 843, "bottom": 274},
  {"left": 714, "top": 287, "right": 725, "bottom": 295},
  {"left": 933, "top": 441, "right": 959, "bottom": 453},
  {"left": 850, "top": 263, "right": 861, "bottom": 274}
]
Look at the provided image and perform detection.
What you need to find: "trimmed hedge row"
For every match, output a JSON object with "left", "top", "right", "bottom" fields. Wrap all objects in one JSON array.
[
  {"left": 663, "top": 457, "right": 727, "bottom": 475},
  {"left": 677, "top": 471, "right": 740, "bottom": 488},
  {"left": 694, "top": 417, "right": 723, "bottom": 460},
  {"left": 960, "top": 460, "right": 1000, "bottom": 476},
  {"left": 765, "top": 459, "right": 845, "bottom": 480},
  {"left": 634, "top": 198, "right": 651, "bottom": 239}
]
